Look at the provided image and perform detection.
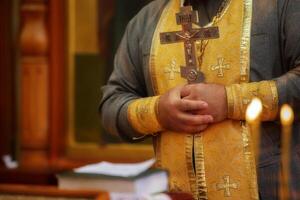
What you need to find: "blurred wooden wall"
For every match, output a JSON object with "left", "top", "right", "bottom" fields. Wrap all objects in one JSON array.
[
  {"left": 0, "top": 0, "right": 130, "bottom": 185},
  {"left": 0, "top": 0, "right": 82, "bottom": 185},
  {"left": 0, "top": 0, "right": 151, "bottom": 185}
]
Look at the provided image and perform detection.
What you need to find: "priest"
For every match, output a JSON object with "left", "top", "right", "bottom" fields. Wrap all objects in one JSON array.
[{"left": 99, "top": 0, "right": 300, "bottom": 199}]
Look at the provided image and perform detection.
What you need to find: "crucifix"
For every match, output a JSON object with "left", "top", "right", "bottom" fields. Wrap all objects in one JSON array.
[{"left": 160, "top": 6, "right": 220, "bottom": 84}]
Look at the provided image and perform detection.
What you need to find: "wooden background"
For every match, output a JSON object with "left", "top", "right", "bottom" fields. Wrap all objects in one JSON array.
[{"left": 0, "top": 0, "right": 155, "bottom": 186}]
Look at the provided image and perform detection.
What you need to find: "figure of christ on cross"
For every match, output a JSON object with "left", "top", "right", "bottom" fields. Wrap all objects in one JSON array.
[{"left": 160, "top": 6, "right": 220, "bottom": 84}]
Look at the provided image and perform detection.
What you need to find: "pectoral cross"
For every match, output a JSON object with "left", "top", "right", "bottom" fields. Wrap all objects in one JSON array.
[{"left": 160, "top": 6, "right": 220, "bottom": 84}]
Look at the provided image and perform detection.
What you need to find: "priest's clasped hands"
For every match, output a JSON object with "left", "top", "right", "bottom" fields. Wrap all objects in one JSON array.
[{"left": 157, "top": 83, "right": 228, "bottom": 133}]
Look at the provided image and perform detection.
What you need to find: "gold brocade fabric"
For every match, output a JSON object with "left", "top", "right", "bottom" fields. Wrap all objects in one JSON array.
[
  {"left": 226, "top": 81, "right": 279, "bottom": 120},
  {"left": 148, "top": 0, "right": 259, "bottom": 199},
  {"left": 127, "top": 96, "right": 162, "bottom": 134}
]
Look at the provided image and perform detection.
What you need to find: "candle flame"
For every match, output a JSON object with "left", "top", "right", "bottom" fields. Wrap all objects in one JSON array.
[
  {"left": 246, "top": 98, "right": 263, "bottom": 123},
  {"left": 280, "top": 104, "right": 294, "bottom": 126}
]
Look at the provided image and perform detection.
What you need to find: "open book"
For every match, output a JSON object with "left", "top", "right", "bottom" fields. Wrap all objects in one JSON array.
[{"left": 57, "top": 159, "right": 169, "bottom": 195}]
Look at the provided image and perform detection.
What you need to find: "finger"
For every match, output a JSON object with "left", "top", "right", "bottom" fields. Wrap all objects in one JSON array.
[
  {"left": 168, "top": 85, "right": 185, "bottom": 103},
  {"left": 178, "top": 99, "right": 208, "bottom": 111},
  {"left": 177, "top": 112, "right": 214, "bottom": 125},
  {"left": 190, "top": 110, "right": 205, "bottom": 115},
  {"left": 180, "top": 84, "right": 193, "bottom": 98},
  {"left": 182, "top": 94, "right": 194, "bottom": 100}
]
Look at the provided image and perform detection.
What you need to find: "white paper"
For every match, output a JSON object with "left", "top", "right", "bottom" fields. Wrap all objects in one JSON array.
[{"left": 74, "top": 158, "right": 156, "bottom": 177}]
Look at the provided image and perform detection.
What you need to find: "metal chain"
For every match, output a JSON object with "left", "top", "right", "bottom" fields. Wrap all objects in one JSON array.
[{"left": 196, "top": 0, "right": 231, "bottom": 69}]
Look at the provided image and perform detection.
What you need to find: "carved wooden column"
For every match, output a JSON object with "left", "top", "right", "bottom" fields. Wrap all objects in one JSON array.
[{"left": 20, "top": 0, "right": 49, "bottom": 171}]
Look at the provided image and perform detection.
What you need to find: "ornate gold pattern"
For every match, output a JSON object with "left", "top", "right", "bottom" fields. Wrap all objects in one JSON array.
[
  {"left": 216, "top": 176, "right": 239, "bottom": 197},
  {"left": 241, "top": 122, "right": 259, "bottom": 199},
  {"left": 210, "top": 57, "right": 230, "bottom": 77},
  {"left": 185, "top": 134, "right": 197, "bottom": 199},
  {"left": 194, "top": 134, "right": 208, "bottom": 200},
  {"left": 127, "top": 96, "right": 162, "bottom": 134},
  {"left": 240, "top": 0, "right": 253, "bottom": 82},
  {"left": 165, "top": 59, "right": 180, "bottom": 80},
  {"left": 226, "top": 81, "right": 279, "bottom": 120}
]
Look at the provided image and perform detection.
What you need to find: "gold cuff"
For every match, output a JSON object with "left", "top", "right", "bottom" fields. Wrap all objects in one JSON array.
[
  {"left": 225, "top": 81, "right": 279, "bottom": 120},
  {"left": 225, "top": 85, "right": 235, "bottom": 119},
  {"left": 127, "top": 96, "right": 163, "bottom": 135}
]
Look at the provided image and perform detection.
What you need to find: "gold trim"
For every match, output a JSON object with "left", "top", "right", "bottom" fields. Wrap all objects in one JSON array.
[
  {"left": 154, "top": 135, "right": 162, "bottom": 168},
  {"left": 241, "top": 122, "right": 259, "bottom": 199},
  {"left": 225, "top": 85, "right": 235, "bottom": 118},
  {"left": 185, "top": 134, "right": 197, "bottom": 199},
  {"left": 270, "top": 81, "right": 279, "bottom": 119},
  {"left": 240, "top": 0, "right": 253, "bottom": 83},
  {"left": 195, "top": 134, "right": 208, "bottom": 200}
]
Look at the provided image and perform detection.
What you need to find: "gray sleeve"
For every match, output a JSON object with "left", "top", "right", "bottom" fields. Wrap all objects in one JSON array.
[
  {"left": 99, "top": 18, "right": 147, "bottom": 142},
  {"left": 275, "top": 0, "right": 300, "bottom": 120},
  {"left": 99, "top": 0, "right": 167, "bottom": 142}
]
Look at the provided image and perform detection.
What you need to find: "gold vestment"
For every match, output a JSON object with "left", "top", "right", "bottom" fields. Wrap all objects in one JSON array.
[{"left": 128, "top": 0, "right": 278, "bottom": 199}]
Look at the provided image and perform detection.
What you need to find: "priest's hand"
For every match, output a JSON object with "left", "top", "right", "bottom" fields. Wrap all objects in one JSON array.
[
  {"left": 157, "top": 85, "right": 214, "bottom": 133},
  {"left": 181, "top": 83, "right": 228, "bottom": 123}
]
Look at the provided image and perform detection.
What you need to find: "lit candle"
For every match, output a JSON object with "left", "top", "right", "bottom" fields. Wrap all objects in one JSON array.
[
  {"left": 280, "top": 104, "right": 294, "bottom": 200},
  {"left": 246, "top": 98, "right": 263, "bottom": 163}
]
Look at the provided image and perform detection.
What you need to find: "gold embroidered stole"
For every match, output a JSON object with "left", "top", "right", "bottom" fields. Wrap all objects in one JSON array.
[{"left": 150, "top": 0, "right": 258, "bottom": 199}]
